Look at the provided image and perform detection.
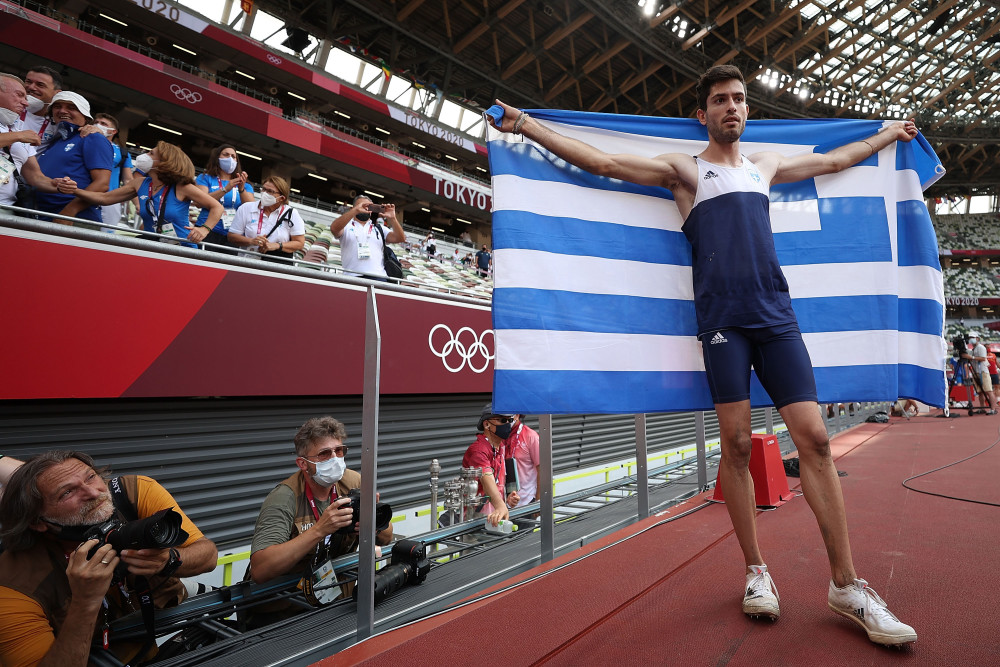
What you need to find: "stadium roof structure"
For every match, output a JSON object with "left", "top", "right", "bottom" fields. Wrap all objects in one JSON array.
[{"left": 252, "top": 0, "right": 1000, "bottom": 199}]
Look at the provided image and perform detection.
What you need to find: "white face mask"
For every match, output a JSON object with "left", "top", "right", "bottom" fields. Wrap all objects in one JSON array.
[
  {"left": 218, "top": 156, "right": 237, "bottom": 173},
  {"left": 96, "top": 124, "right": 115, "bottom": 138},
  {"left": 25, "top": 95, "right": 44, "bottom": 114},
  {"left": 0, "top": 107, "right": 19, "bottom": 127},
  {"left": 259, "top": 192, "right": 277, "bottom": 208},
  {"left": 310, "top": 456, "right": 346, "bottom": 487},
  {"left": 134, "top": 153, "right": 154, "bottom": 174}
]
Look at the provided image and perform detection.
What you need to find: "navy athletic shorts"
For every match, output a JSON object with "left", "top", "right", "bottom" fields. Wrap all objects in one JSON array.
[{"left": 699, "top": 322, "right": 818, "bottom": 409}]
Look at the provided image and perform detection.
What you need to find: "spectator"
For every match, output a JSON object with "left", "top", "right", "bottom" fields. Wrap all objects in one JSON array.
[
  {"left": 247, "top": 417, "right": 393, "bottom": 626},
  {"left": 475, "top": 244, "right": 492, "bottom": 277},
  {"left": 58, "top": 141, "right": 223, "bottom": 246},
  {"left": 0, "top": 73, "right": 61, "bottom": 208},
  {"left": 91, "top": 113, "right": 133, "bottom": 230},
  {"left": 19, "top": 65, "right": 61, "bottom": 143},
  {"left": 459, "top": 229, "right": 472, "bottom": 246},
  {"left": 505, "top": 415, "right": 540, "bottom": 509},
  {"left": 463, "top": 404, "right": 519, "bottom": 527},
  {"left": 452, "top": 247, "right": 462, "bottom": 263},
  {"left": 195, "top": 144, "right": 255, "bottom": 250},
  {"left": 0, "top": 450, "right": 217, "bottom": 666},
  {"left": 969, "top": 332, "right": 997, "bottom": 414},
  {"left": 34, "top": 91, "right": 112, "bottom": 224},
  {"left": 424, "top": 233, "right": 437, "bottom": 258},
  {"left": 330, "top": 195, "right": 405, "bottom": 279},
  {"left": 227, "top": 175, "right": 304, "bottom": 262}
]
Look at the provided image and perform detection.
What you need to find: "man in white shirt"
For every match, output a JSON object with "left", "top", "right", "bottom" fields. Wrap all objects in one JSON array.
[
  {"left": 0, "top": 73, "right": 58, "bottom": 207},
  {"left": 968, "top": 332, "right": 997, "bottom": 414},
  {"left": 20, "top": 66, "right": 61, "bottom": 143},
  {"left": 330, "top": 195, "right": 405, "bottom": 279}
]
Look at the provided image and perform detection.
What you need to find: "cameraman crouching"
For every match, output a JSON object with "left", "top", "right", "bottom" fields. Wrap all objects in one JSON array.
[
  {"left": 0, "top": 451, "right": 218, "bottom": 667},
  {"left": 246, "top": 417, "right": 393, "bottom": 627}
]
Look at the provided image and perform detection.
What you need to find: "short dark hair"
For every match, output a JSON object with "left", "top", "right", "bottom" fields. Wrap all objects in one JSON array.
[
  {"left": 26, "top": 65, "right": 62, "bottom": 91},
  {"left": 293, "top": 417, "right": 348, "bottom": 456},
  {"left": 0, "top": 450, "right": 101, "bottom": 552},
  {"left": 696, "top": 65, "right": 746, "bottom": 111}
]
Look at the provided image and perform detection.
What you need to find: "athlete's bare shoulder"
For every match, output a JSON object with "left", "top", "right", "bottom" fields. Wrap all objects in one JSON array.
[
  {"left": 653, "top": 152, "right": 699, "bottom": 193},
  {"left": 746, "top": 151, "right": 782, "bottom": 183}
]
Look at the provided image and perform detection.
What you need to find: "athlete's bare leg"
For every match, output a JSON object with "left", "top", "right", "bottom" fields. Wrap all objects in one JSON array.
[
  {"left": 715, "top": 399, "right": 764, "bottom": 567},
  {"left": 778, "top": 400, "right": 856, "bottom": 586}
]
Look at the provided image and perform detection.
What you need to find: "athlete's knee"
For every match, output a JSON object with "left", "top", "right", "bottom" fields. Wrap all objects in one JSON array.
[
  {"left": 796, "top": 428, "right": 831, "bottom": 458},
  {"left": 721, "top": 432, "right": 753, "bottom": 468}
]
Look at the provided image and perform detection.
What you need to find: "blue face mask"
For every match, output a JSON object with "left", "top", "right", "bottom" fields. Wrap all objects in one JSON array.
[{"left": 218, "top": 156, "right": 237, "bottom": 174}]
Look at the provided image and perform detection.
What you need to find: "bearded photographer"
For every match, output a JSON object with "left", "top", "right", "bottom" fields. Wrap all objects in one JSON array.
[
  {"left": 246, "top": 417, "right": 393, "bottom": 627},
  {"left": 0, "top": 451, "right": 217, "bottom": 667}
]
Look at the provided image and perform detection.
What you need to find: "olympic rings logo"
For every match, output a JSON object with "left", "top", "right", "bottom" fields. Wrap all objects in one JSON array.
[
  {"left": 169, "top": 84, "right": 202, "bottom": 104},
  {"left": 267, "top": 54, "right": 283, "bottom": 65},
  {"left": 428, "top": 324, "right": 494, "bottom": 373}
]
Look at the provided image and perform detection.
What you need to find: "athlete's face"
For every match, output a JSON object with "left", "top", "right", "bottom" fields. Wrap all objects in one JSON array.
[{"left": 698, "top": 79, "right": 748, "bottom": 144}]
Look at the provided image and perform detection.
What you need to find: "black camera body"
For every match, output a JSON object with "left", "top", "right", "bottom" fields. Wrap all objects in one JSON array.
[
  {"left": 356, "top": 539, "right": 430, "bottom": 605},
  {"left": 84, "top": 507, "right": 189, "bottom": 558},
  {"left": 336, "top": 489, "right": 392, "bottom": 534}
]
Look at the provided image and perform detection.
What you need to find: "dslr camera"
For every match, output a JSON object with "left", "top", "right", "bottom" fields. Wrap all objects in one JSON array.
[
  {"left": 354, "top": 539, "right": 430, "bottom": 605},
  {"left": 84, "top": 507, "right": 189, "bottom": 558},
  {"left": 337, "top": 488, "right": 392, "bottom": 534}
]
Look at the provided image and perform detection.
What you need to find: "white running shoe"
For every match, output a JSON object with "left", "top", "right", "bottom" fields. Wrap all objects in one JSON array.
[
  {"left": 743, "top": 564, "right": 780, "bottom": 620},
  {"left": 828, "top": 578, "right": 917, "bottom": 646}
]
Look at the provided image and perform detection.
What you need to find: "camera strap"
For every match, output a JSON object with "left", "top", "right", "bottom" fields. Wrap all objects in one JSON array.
[
  {"left": 108, "top": 476, "right": 139, "bottom": 521},
  {"left": 91, "top": 476, "right": 155, "bottom": 661},
  {"left": 303, "top": 483, "right": 335, "bottom": 551}
]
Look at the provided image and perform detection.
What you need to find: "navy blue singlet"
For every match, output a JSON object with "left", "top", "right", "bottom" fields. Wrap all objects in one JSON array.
[{"left": 682, "top": 156, "right": 798, "bottom": 336}]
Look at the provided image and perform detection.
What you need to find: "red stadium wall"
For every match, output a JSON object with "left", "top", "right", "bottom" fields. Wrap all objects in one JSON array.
[{"left": 0, "top": 230, "right": 493, "bottom": 399}]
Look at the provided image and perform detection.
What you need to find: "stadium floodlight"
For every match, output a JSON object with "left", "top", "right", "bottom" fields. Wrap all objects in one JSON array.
[{"left": 282, "top": 26, "right": 311, "bottom": 54}]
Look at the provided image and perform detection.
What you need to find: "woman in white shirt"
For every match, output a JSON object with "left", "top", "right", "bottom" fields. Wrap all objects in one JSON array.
[
  {"left": 228, "top": 176, "right": 304, "bottom": 263},
  {"left": 330, "top": 194, "right": 405, "bottom": 279}
]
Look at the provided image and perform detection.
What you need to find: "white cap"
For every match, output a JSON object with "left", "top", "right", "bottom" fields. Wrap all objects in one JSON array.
[
  {"left": 49, "top": 91, "right": 92, "bottom": 121},
  {"left": 968, "top": 332, "right": 980, "bottom": 340}
]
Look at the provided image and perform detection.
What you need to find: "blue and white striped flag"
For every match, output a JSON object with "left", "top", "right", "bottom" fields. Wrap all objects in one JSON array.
[{"left": 487, "top": 111, "right": 946, "bottom": 414}]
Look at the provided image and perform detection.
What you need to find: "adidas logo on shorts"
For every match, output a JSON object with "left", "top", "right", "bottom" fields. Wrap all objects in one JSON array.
[{"left": 710, "top": 332, "right": 728, "bottom": 344}]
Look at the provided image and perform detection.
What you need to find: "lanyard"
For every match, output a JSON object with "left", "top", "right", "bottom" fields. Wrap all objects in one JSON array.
[
  {"left": 148, "top": 182, "right": 169, "bottom": 233},
  {"left": 218, "top": 178, "right": 236, "bottom": 208},
  {"left": 256, "top": 204, "right": 286, "bottom": 236},
  {"left": 351, "top": 220, "right": 374, "bottom": 238},
  {"left": 304, "top": 481, "right": 337, "bottom": 522}
]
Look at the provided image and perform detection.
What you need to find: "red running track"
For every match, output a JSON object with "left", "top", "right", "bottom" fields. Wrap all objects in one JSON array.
[{"left": 329, "top": 414, "right": 1000, "bottom": 666}]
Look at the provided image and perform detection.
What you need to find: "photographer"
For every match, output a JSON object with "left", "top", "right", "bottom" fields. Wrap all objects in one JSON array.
[
  {"left": 968, "top": 332, "right": 997, "bottom": 414},
  {"left": 0, "top": 451, "right": 217, "bottom": 667},
  {"left": 330, "top": 195, "right": 405, "bottom": 279},
  {"left": 246, "top": 417, "right": 393, "bottom": 626}
]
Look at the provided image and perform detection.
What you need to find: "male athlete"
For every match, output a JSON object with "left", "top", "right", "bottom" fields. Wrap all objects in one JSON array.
[{"left": 492, "top": 65, "right": 918, "bottom": 646}]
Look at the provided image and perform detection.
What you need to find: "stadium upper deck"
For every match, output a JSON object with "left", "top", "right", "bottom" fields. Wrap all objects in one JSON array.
[{"left": 0, "top": 0, "right": 494, "bottom": 240}]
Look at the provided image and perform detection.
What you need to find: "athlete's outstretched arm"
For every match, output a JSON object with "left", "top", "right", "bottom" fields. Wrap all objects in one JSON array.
[
  {"left": 762, "top": 120, "right": 918, "bottom": 185},
  {"left": 492, "top": 100, "right": 687, "bottom": 190}
]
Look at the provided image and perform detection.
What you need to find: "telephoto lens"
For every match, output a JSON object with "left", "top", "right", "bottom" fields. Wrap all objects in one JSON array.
[
  {"left": 105, "top": 508, "right": 189, "bottom": 552},
  {"left": 356, "top": 539, "right": 430, "bottom": 605}
]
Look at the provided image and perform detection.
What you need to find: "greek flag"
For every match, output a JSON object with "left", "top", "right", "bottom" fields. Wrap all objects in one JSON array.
[{"left": 487, "top": 111, "right": 946, "bottom": 414}]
